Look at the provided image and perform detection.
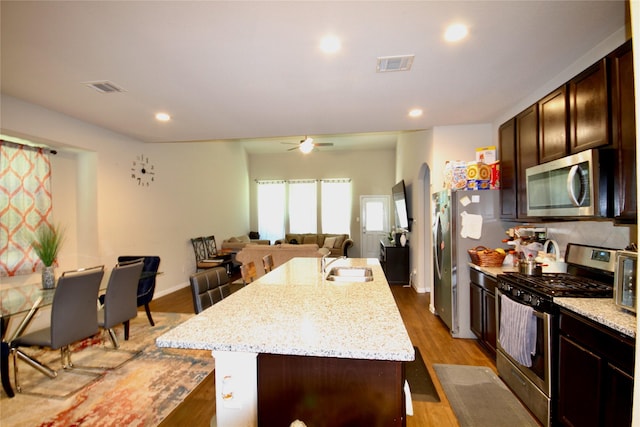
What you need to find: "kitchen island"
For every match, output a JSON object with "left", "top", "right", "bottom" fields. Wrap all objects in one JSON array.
[{"left": 156, "top": 257, "right": 414, "bottom": 427}]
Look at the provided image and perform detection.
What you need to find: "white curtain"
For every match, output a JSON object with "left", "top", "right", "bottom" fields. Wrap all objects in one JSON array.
[
  {"left": 256, "top": 180, "right": 286, "bottom": 244},
  {"left": 288, "top": 180, "right": 317, "bottom": 234},
  {"left": 321, "top": 179, "right": 351, "bottom": 234}
]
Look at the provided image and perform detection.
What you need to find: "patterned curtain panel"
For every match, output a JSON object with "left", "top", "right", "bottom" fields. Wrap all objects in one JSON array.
[{"left": 0, "top": 141, "right": 53, "bottom": 276}]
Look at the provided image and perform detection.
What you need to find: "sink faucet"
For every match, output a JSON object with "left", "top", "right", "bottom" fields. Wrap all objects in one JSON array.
[{"left": 322, "top": 255, "right": 346, "bottom": 276}]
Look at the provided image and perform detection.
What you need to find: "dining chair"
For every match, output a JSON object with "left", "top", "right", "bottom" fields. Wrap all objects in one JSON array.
[
  {"left": 189, "top": 266, "right": 230, "bottom": 314},
  {"left": 10, "top": 265, "right": 105, "bottom": 392},
  {"left": 262, "top": 254, "right": 274, "bottom": 273},
  {"left": 98, "top": 260, "right": 145, "bottom": 348},
  {"left": 191, "top": 237, "right": 220, "bottom": 272},
  {"left": 117, "top": 256, "right": 161, "bottom": 327},
  {"left": 203, "top": 235, "right": 219, "bottom": 258},
  {"left": 240, "top": 261, "right": 257, "bottom": 286}
]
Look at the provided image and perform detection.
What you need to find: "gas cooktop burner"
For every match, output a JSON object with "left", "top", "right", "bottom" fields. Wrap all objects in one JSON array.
[{"left": 500, "top": 272, "right": 613, "bottom": 298}]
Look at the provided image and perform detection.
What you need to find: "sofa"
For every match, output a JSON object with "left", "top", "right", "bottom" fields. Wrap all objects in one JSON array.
[
  {"left": 221, "top": 234, "right": 271, "bottom": 251},
  {"left": 235, "top": 243, "right": 324, "bottom": 278},
  {"left": 275, "top": 233, "right": 353, "bottom": 257}
]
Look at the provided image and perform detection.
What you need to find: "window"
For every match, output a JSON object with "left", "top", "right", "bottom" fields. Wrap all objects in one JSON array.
[
  {"left": 321, "top": 179, "right": 351, "bottom": 234},
  {"left": 256, "top": 179, "right": 352, "bottom": 240},
  {"left": 256, "top": 180, "right": 285, "bottom": 244},
  {"left": 288, "top": 180, "right": 317, "bottom": 234},
  {"left": 0, "top": 140, "right": 54, "bottom": 276}
]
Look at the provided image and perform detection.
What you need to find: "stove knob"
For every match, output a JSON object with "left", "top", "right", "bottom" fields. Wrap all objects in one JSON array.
[
  {"left": 523, "top": 294, "right": 532, "bottom": 303},
  {"left": 531, "top": 296, "right": 540, "bottom": 307}
]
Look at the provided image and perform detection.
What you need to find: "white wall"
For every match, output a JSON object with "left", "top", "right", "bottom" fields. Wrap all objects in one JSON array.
[
  {"left": 1, "top": 95, "right": 250, "bottom": 298},
  {"left": 248, "top": 148, "right": 396, "bottom": 256}
]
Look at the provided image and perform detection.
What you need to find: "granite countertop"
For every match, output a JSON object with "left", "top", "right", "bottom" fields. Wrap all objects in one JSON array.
[
  {"left": 469, "top": 263, "right": 637, "bottom": 339},
  {"left": 554, "top": 297, "right": 636, "bottom": 338},
  {"left": 156, "top": 257, "right": 414, "bottom": 361}
]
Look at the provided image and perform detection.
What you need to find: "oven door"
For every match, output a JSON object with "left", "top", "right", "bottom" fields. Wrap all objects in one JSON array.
[{"left": 495, "top": 289, "right": 552, "bottom": 396}]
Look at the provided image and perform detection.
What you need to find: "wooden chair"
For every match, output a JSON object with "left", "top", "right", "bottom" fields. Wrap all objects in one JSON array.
[
  {"left": 191, "top": 237, "right": 220, "bottom": 271},
  {"left": 240, "top": 262, "right": 257, "bottom": 286},
  {"left": 262, "top": 254, "right": 274, "bottom": 273},
  {"left": 202, "top": 235, "right": 219, "bottom": 258}
]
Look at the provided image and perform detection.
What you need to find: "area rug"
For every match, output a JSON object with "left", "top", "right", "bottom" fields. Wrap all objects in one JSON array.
[
  {"left": 405, "top": 346, "right": 439, "bottom": 402},
  {"left": 1, "top": 312, "right": 215, "bottom": 427},
  {"left": 433, "top": 364, "right": 539, "bottom": 427}
]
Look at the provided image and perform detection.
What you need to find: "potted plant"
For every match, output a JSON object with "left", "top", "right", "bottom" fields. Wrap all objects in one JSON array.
[{"left": 31, "top": 224, "right": 65, "bottom": 289}]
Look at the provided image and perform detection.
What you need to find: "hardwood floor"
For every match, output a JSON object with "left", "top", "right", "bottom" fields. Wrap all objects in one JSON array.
[{"left": 148, "top": 283, "right": 496, "bottom": 427}]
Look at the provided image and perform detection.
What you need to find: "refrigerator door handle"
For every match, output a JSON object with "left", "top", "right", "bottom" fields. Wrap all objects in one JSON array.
[{"left": 434, "top": 213, "right": 443, "bottom": 280}]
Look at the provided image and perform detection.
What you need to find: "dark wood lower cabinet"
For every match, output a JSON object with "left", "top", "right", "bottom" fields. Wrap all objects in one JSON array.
[
  {"left": 557, "top": 309, "right": 634, "bottom": 427},
  {"left": 469, "top": 268, "right": 497, "bottom": 359},
  {"left": 257, "top": 353, "right": 405, "bottom": 426}
]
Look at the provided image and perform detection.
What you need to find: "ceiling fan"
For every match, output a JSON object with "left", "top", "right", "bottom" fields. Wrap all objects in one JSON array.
[{"left": 282, "top": 136, "right": 333, "bottom": 153}]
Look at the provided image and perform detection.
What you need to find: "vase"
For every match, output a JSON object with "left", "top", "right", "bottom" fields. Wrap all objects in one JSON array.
[
  {"left": 42, "top": 266, "right": 56, "bottom": 289},
  {"left": 400, "top": 234, "right": 407, "bottom": 247}
]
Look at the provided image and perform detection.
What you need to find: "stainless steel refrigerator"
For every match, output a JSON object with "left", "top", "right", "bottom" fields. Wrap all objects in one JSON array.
[{"left": 432, "top": 189, "right": 508, "bottom": 338}]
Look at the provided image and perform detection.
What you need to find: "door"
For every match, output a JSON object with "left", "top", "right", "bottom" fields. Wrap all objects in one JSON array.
[{"left": 360, "top": 196, "right": 390, "bottom": 258}]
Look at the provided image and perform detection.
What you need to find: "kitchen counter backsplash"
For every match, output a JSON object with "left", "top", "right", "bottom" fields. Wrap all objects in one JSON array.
[{"left": 470, "top": 263, "right": 636, "bottom": 339}]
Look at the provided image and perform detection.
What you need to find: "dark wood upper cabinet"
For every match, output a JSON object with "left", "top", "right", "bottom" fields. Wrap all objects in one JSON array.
[
  {"left": 538, "top": 86, "right": 568, "bottom": 162},
  {"left": 609, "top": 39, "right": 636, "bottom": 223},
  {"left": 498, "top": 118, "right": 517, "bottom": 219},
  {"left": 516, "top": 105, "right": 539, "bottom": 219},
  {"left": 569, "top": 59, "right": 610, "bottom": 152}
]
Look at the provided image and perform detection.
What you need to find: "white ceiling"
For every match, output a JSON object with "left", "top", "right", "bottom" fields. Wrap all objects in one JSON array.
[{"left": 0, "top": 1, "right": 626, "bottom": 153}]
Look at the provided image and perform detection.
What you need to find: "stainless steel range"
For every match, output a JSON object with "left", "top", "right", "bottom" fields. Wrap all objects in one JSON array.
[{"left": 496, "top": 243, "right": 617, "bottom": 427}]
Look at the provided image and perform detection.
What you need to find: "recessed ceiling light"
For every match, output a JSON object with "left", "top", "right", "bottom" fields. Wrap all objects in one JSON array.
[
  {"left": 155, "top": 112, "right": 171, "bottom": 122},
  {"left": 444, "top": 23, "right": 469, "bottom": 42},
  {"left": 409, "top": 109, "right": 423, "bottom": 118},
  {"left": 320, "top": 35, "right": 341, "bottom": 54}
]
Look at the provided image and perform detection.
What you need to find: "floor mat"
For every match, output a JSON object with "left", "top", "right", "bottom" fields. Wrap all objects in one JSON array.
[{"left": 433, "top": 364, "right": 540, "bottom": 426}]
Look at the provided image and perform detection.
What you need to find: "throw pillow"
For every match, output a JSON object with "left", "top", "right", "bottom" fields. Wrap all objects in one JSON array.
[
  {"left": 333, "top": 235, "right": 345, "bottom": 248},
  {"left": 228, "top": 236, "right": 239, "bottom": 242},
  {"left": 249, "top": 231, "right": 260, "bottom": 239},
  {"left": 323, "top": 236, "right": 337, "bottom": 249},
  {"left": 238, "top": 235, "right": 250, "bottom": 243}
]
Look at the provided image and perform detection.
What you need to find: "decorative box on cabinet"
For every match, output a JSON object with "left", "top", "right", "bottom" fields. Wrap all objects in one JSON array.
[
  {"left": 469, "top": 268, "right": 497, "bottom": 359},
  {"left": 379, "top": 241, "right": 409, "bottom": 285},
  {"left": 557, "top": 308, "right": 634, "bottom": 427}
]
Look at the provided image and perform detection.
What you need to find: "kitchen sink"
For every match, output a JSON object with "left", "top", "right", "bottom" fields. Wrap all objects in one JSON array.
[{"left": 326, "top": 267, "right": 374, "bottom": 282}]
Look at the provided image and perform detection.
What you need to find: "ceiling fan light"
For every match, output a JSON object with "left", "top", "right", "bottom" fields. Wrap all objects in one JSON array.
[{"left": 300, "top": 139, "right": 314, "bottom": 154}]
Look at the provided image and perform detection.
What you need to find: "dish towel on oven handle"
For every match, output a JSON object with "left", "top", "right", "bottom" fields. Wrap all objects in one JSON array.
[{"left": 499, "top": 294, "right": 537, "bottom": 367}]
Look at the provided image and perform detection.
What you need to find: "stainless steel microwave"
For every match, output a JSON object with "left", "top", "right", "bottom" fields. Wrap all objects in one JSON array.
[
  {"left": 525, "top": 149, "right": 607, "bottom": 218},
  {"left": 614, "top": 250, "right": 637, "bottom": 313}
]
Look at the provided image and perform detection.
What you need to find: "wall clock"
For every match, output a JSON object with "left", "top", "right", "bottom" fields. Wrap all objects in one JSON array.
[{"left": 131, "top": 154, "right": 155, "bottom": 187}]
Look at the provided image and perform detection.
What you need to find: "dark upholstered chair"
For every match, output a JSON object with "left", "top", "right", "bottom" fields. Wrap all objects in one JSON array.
[
  {"left": 189, "top": 266, "right": 230, "bottom": 314},
  {"left": 117, "top": 256, "right": 160, "bottom": 326},
  {"left": 98, "top": 260, "right": 144, "bottom": 348},
  {"left": 10, "top": 265, "right": 104, "bottom": 392}
]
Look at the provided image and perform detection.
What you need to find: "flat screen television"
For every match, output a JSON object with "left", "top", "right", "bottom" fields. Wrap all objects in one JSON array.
[{"left": 392, "top": 180, "right": 411, "bottom": 232}]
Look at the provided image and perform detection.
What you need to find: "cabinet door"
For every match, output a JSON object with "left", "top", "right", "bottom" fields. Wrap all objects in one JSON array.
[
  {"left": 498, "top": 119, "right": 517, "bottom": 219},
  {"left": 569, "top": 59, "right": 609, "bottom": 152},
  {"left": 603, "top": 362, "right": 634, "bottom": 427},
  {"left": 557, "top": 335, "right": 602, "bottom": 427},
  {"left": 610, "top": 40, "right": 637, "bottom": 222},
  {"left": 469, "top": 282, "right": 483, "bottom": 340},
  {"left": 538, "top": 86, "right": 568, "bottom": 162},
  {"left": 516, "top": 105, "right": 539, "bottom": 219},
  {"left": 484, "top": 290, "right": 497, "bottom": 356}
]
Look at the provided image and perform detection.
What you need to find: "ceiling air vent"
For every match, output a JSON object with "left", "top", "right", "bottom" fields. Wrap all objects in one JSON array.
[
  {"left": 84, "top": 80, "right": 126, "bottom": 94},
  {"left": 376, "top": 55, "right": 415, "bottom": 73}
]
